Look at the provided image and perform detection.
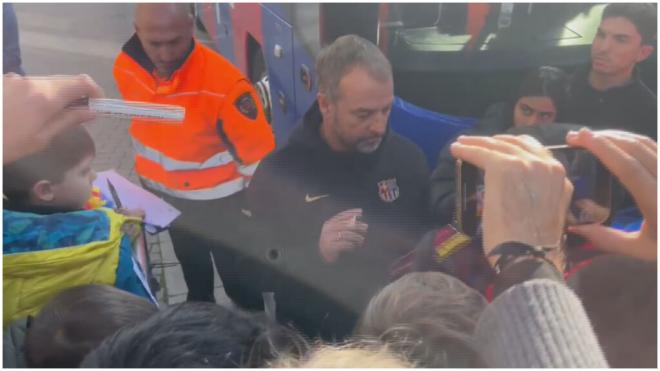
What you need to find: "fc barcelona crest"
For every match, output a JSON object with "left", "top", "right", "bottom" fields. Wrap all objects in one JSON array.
[{"left": 377, "top": 178, "right": 399, "bottom": 203}]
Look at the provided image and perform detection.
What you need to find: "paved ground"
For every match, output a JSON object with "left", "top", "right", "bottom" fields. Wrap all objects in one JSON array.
[{"left": 14, "top": 3, "right": 230, "bottom": 306}]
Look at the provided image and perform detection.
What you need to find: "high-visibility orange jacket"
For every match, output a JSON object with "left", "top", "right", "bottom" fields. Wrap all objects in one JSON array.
[{"left": 113, "top": 35, "right": 275, "bottom": 200}]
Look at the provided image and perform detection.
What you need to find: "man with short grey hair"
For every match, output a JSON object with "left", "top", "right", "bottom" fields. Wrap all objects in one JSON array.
[{"left": 246, "top": 35, "right": 431, "bottom": 340}]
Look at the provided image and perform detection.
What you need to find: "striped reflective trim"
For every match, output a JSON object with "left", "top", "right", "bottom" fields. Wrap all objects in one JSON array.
[
  {"left": 166, "top": 90, "right": 227, "bottom": 99},
  {"left": 238, "top": 161, "right": 260, "bottom": 177},
  {"left": 132, "top": 139, "right": 234, "bottom": 171},
  {"left": 141, "top": 176, "right": 246, "bottom": 201}
]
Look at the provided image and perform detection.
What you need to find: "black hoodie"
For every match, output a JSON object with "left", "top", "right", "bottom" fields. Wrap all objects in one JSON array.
[
  {"left": 564, "top": 65, "right": 656, "bottom": 140},
  {"left": 246, "top": 101, "right": 430, "bottom": 340}
]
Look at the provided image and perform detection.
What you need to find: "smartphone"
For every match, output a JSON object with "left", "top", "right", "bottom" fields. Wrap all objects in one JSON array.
[{"left": 455, "top": 145, "right": 613, "bottom": 236}]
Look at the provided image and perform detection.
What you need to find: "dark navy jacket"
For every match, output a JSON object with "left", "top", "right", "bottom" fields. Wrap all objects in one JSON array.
[
  {"left": 564, "top": 66, "right": 656, "bottom": 140},
  {"left": 246, "top": 101, "right": 431, "bottom": 340}
]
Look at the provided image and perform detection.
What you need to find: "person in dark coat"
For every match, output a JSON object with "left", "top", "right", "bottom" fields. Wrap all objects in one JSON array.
[
  {"left": 245, "top": 35, "right": 431, "bottom": 341},
  {"left": 563, "top": 3, "right": 657, "bottom": 140}
]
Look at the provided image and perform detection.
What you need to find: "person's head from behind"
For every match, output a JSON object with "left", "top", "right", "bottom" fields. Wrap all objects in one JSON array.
[
  {"left": 81, "top": 301, "right": 308, "bottom": 368},
  {"left": 568, "top": 254, "right": 657, "bottom": 368},
  {"left": 134, "top": 3, "right": 194, "bottom": 78},
  {"left": 591, "top": 3, "right": 655, "bottom": 80},
  {"left": 316, "top": 34, "right": 394, "bottom": 154},
  {"left": 513, "top": 66, "right": 569, "bottom": 128},
  {"left": 3, "top": 125, "right": 96, "bottom": 212},
  {"left": 272, "top": 341, "right": 412, "bottom": 368},
  {"left": 24, "top": 284, "right": 157, "bottom": 368},
  {"left": 355, "top": 272, "right": 487, "bottom": 367}
]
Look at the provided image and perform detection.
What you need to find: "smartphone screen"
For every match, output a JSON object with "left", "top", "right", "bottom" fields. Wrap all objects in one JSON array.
[{"left": 456, "top": 145, "right": 613, "bottom": 236}]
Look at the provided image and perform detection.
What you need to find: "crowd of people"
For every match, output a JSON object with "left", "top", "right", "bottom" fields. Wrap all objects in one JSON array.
[{"left": 3, "top": 2, "right": 657, "bottom": 368}]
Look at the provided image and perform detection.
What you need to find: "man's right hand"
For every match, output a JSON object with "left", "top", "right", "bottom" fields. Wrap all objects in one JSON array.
[
  {"left": 567, "top": 129, "right": 657, "bottom": 261},
  {"left": 319, "top": 208, "right": 368, "bottom": 263},
  {"left": 3, "top": 74, "right": 104, "bottom": 164}
]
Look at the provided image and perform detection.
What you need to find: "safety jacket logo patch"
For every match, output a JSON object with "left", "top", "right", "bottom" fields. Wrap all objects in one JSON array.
[
  {"left": 235, "top": 93, "right": 258, "bottom": 120},
  {"left": 377, "top": 178, "right": 399, "bottom": 203}
]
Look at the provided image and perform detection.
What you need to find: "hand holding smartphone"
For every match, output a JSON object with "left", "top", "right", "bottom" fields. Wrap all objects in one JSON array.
[{"left": 456, "top": 145, "right": 613, "bottom": 236}]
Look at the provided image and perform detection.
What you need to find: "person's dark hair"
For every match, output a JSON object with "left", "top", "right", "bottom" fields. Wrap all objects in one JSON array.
[
  {"left": 81, "top": 302, "right": 309, "bottom": 368},
  {"left": 516, "top": 65, "right": 570, "bottom": 120},
  {"left": 3, "top": 125, "right": 95, "bottom": 207},
  {"left": 316, "top": 34, "right": 392, "bottom": 102},
  {"left": 602, "top": 3, "right": 657, "bottom": 45},
  {"left": 355, "top": 272, "right": 487, "bottom": 367},
  {"left": 568, "top": 255, "right": 657, "bottom": 368},
  {"left": 24, "top": 284, "right": 157, "bottom": 368}
]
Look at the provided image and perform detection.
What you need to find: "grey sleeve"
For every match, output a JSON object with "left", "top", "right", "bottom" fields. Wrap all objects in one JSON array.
[{"left": 474, "top": 279, "right": 608, "bottom": 368}]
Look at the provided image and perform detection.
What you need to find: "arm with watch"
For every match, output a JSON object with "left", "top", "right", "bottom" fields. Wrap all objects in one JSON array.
[
  {"left": 450, "top": 133, "right": 573, "bottom": 290},
  {"left": 457, "top": 129, "right": 657, "bottom": 286},
  {"left": 450, "top": 133, "right": 609, "bottom": 368}
]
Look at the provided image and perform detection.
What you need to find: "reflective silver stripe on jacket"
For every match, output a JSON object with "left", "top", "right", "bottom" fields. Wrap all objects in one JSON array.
[
  {"left": 141, "top": 176, "right": 246, "bottom": 201},
  {"left": 132, "top": 139, "right": 235, "bottom": 171},
  {"left": 238, "top": 161, "right": 260, "bottom": 177}
]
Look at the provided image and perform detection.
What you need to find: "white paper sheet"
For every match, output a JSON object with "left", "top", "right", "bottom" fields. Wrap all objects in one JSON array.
[{"left": 94, "top": 170, "right": 180, "bottom": 233}]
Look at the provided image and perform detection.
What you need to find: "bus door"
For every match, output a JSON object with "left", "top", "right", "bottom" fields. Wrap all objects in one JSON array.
[
  {"left": 197, "top": 3, "right": 237, "bottom": 64},
  {"left": 261, "top": 6, "right": 297, "bottom": 147},
  {"left": 290, "top": 4, "right": 320, "bottom": 129}
]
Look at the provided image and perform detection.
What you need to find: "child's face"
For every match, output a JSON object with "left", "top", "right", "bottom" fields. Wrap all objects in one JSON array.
[{"left": 51, "top": 155, "right": 97, "bottom": 210}]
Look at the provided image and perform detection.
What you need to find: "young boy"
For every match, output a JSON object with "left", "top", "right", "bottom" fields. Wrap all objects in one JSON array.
[
  {"left": 3, "top": 125, "right": 156, "bottom": 326},
  {"left": 4, "top": 124, "right": 97, "bottom": 213}
]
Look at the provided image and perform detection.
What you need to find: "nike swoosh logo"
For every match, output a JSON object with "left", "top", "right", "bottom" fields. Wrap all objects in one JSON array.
[{"left": 305, "top": 194, "right": 330, "bottom": 203}]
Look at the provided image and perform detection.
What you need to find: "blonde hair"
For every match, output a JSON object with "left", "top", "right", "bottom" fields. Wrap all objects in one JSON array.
[{"left": 270, "top": 341, "right": 412, "bottom": 368}]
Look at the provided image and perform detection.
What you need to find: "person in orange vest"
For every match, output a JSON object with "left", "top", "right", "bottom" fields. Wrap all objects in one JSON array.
[{"left": 113, "top": 4, "right": 275, "bottom": 304}]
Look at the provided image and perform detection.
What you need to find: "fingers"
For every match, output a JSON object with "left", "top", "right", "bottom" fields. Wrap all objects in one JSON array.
[
  {"left": 568, "top": 224, "right": 656, "bottom": 261},
  {"left": 131, "top": 208, "right": 146, "bottom": 219},
  {"left": 332, "top": 208, "right": 363, "bottom": 221},
  {"left": 30, "top": 74, "right": 105, "bottom": 108},
  {"left": 567, "top": 128, "right": 657, "bottom": 178},
  {"left": 118, "top": 208, "right": 146, "bottom": 219},
  {"left": 592, "top": 129, "right": 657, "bottom": 153},
  {"left": 26, "top": 75, "right": 104, "bottom": 126},
  {"left": 451, "top": 135, "right": 552, "bottom": 170},
  {"left": 607, "top": 132, "right": 656, "bottom": 177},
  {"left": 455, "top": 135, "right": 534, "bottom": 158},
  {"left": 566, "top": 210, "right": 579, "bottom": 225},
  {"left": 63, "top": 74, "right": 104, "bottom": 101},
  {"left": 575, "top": 129, "right": 657, "bottom": 177},
  {"left": 330, "top": 209, "right": 367, "bottom": 231},
  {"left": 319, "top": 214, "right": 368, "bottom": 263},
  {"left": 492, "top": 134, "right": 552, "bottom": 159},
  {"left": 574, "top": 198, "right": 610, "bottom": 224},
  {"left": 39, "top": 108, "right": 97, "bottom": 144},
  {"left": 451, "top": 141, "right": 516, "bottom": 170},
  {"left": 566, "top": 129, "right": 656, "bottom": 217},
  {"left": 337, "top": 230, "right": 366, "bottom": 247}
]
